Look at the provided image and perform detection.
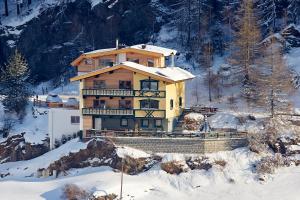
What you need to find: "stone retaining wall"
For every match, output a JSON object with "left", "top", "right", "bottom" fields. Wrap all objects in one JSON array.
[{"left": 108, "top": 137, "right": 248, "bottom": 154}]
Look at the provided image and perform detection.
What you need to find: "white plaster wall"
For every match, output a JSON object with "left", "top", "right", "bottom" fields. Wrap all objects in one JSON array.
[{"left": 48, "top": 108, "right": 80, "bottom": 149}]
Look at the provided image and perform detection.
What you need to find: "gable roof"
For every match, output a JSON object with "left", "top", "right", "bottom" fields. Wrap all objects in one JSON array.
[
  {"left": 70, "top": 61, "right": 195, "bottom": 83},
  {"left": 70, "top": 44, "right": 177, "bottom": 66}
]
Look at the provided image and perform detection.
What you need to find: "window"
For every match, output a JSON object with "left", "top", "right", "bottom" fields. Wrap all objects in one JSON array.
[
  {"left": 141, "top": 119, "right": 149, "bottom": 128},
  {"left": 155, "top": 119, "right": 162, "bottom": 127},
  {"left": 120, "top": 118, "right": 128, "bottom": 127},
  {"left": 141, "top": 80, "right": 158, "bottom": 90},
  {"left": 99, "top": 59, "right": 114, "bottom": 67},
  {"left": 94, "top": 100, "right": 106, "bottom": 108},
  {"left": 179, "top": 97, "right": 182, "bottom": 107},
  {"left": 119, "top": 81, "right": 132, "bottom": 89},
  {"left": 147, "top": 58, "right": 154, "bottom": 67},
  {"left": 84, "top": 59, "right": 93, "bottom": 65},
  {"left": 94, "top": 80, "right": 106, "bottom": 89},
  {"left": 71, "top": 116, "right": 80, "bottom": 124},
  {"left": 127, "top": 58, "right": 139, "bottom": 64},
  {"left": 119, "top": 100, "right": 131, "bottom": 109},
  {"left": 140, "top": 99, "right": 159, "bottom": 109},
  {"left": 170, "top": 99, "right": 174, "bottom": 110}
]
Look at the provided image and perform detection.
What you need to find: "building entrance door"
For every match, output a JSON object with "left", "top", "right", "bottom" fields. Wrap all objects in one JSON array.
[{"left": 94, "top": 118, "right": 102, "bottom": 130}]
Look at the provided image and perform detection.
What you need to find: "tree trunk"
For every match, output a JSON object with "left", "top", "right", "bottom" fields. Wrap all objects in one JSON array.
[
  {"left": 17, "top": 3, "right": 20, "bottom": 15},
  {"left": 28, "top": 0, "right": 31, "bottom": 5},
  {"left": 270, "top": 89, "right": 274, "bottom": 118},
  {"left": 4, "top": 0, "right": 8, "bottom": 16}
]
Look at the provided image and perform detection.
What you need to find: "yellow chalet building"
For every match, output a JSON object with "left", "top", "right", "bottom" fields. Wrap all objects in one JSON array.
[{"left": 70, "top": 43, "right": 195, "bottom": 137}]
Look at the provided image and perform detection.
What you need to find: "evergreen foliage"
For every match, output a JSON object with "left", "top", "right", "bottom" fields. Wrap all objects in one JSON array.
[{"left": 0, "top": 50, "right": 33, "bottom": 120}]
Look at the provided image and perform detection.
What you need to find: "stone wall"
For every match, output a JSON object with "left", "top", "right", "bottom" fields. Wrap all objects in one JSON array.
[{"left": 108, "top": 137, "right": 248, "bottom": 154}]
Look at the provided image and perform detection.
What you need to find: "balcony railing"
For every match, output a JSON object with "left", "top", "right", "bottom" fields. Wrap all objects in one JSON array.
[
  {"left": 82, "top": 89, "right": 166, "bottom": 98},
  {"left": 82, "top": 108, "right": 134, "bottom": 116},
  {"left": 83, "top": 89, "right": 134, "bottom": 97}
]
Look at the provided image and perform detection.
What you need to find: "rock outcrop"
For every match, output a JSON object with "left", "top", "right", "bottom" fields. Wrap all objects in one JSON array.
[
  {"left": 0, "top": 133, "right": 49, "bottom": 163},
  {"left": 46, "top": 139, "right": 161, "bottom": 176}
]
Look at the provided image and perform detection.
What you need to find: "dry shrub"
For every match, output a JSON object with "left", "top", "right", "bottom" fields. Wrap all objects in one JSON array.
[
  {"left": 161, "top": 161, "right": 187, "bottom": 175},
  {"left": 256, "top": 154, "right": 291, "bottom": 175},
  {"left": 248, "top": 132, "right": 268, "bottom": 154},
  {"left": 183, "top": 114, "right": 203, "bottom": 131},
  {"left": 186, "top": 157, "right": 212, "bottom": 170},
  {"left": 214, "top": 159, "right": 227, "bottom": 167},
  {"left": 62, "top": 184, "right": 88, "bottom": 200}
]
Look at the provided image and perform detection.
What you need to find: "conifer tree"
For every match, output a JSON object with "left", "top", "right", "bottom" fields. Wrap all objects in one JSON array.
[{"left": 0, "top": 49, "right": 33, "bottom": 120}]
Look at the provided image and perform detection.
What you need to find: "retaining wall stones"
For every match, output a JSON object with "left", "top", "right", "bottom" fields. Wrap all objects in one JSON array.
[{"left": 108, "top": 137, "right": 248, "bottom": 154}]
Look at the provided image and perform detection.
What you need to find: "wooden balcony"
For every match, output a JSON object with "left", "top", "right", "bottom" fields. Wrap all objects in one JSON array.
[
  {"left": 82, "top": 108, "right": 134, "bottom": 116},
  {"left": 82, "top": 89, "right": 165, "bottom": 98}
]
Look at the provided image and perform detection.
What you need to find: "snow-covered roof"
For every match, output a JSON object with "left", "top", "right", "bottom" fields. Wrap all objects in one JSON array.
[
  {"left": 130, "top": 44, "right": 177, "bottom": 56},
  {"left": 121, "top": 61, "right": 194, "bottom": 82},
  {"left": 46, "top": 94, "right": 62, "bottom": 103},
  {"left": 83, "top": 47, "right": 117, "bottom": 55},
  {"left": 65, "top": 98, "right": 79, "bottom": 106},
  {"left": 83, "top": 44, "right": 176, "bottom": 56},
  {"left": 70, "top": 61, "right": 195, "bottom": 82}
]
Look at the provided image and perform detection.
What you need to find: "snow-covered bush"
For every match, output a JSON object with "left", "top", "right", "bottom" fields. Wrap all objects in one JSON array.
[
  {"left": 186, "top": 157, "right": 212, "bottom": 170},
  {"left": 183, "top": 113, "right": 204, "bottom": 131},
  {"left": 61, "top": 184, "right": 88, "bottom": 200},
  {"left": 90, "top": 193, "right": 117, "bottom": 200},
  {"left": 256, "top": 154, "right": 291, "bottom": 175}
]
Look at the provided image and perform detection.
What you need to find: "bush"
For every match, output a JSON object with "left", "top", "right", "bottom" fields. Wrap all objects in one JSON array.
[
  {"left": 90, "top": 193, "right": 117, "bottom": 200},
  {"left": 186, "top": 157, "right": 212, "bottom": 171},
  {"left": 256, "top": 154, "right": 291, "bottom": 175},
  {"left": 214, "top": 159, "right": 227, "bottom": 167},
  {"left": 62, "top": 184, "right": 88, "bottom": 200},
  {"left": 161, "top": 161, "right": 187, "bottom": 175},
  {"left": 183, "top": 113, "right": 204, "bottom": 131},
  {"left": 248, "top": 132, "right": 267, "bottom": 154}
]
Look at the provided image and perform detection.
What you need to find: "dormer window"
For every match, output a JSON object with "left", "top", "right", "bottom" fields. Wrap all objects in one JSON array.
[
  {"left": 99, "top": 59, "right": 114, "bottom": 67},
  {"left": 147, "top": 58, "right": 154, "bottom": 67},
  {"left": 84, "top": 59, "right": 93, "bottom": 65},
  {"left": 127, "top": 58, "right": 139, "bottom": 64}
]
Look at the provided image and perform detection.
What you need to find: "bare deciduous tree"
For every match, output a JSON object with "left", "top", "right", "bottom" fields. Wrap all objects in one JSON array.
[{"left": 255, "top": 37, "right": 294, "bottom": 117}]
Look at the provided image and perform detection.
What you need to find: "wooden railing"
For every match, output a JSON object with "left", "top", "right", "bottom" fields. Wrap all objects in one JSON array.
[
  {"left": 82, "top": 108, "right": 134, "bottom": 116},
  {"left": 82, "top": 89, "right": 134, "bottom": 97},
  {"left": 85, "top": 129, "right": 248, "bottom": 139},
  {"left": 82, "top": 89, "right": 166, "bottom": 98}
]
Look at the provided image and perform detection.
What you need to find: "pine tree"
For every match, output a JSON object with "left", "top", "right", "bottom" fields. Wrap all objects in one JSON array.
[
  {"left": 255, "top": 37, "right": 294, "bottom": 117},
  {"left": 229, "top": 0, "right": 261, "bottom": 99},
  {"left": 0, "top": 49, "right": 33, "bottom": 120}
]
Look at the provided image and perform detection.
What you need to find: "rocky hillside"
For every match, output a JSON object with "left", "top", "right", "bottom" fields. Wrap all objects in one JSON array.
[{"left": 0, "top": 0, "right": 168, "bottom": 82}]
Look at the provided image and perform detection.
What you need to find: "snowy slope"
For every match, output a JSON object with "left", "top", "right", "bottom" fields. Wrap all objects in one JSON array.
[{"left": 0, "top": 147, "right": 300, "bottom": 200}]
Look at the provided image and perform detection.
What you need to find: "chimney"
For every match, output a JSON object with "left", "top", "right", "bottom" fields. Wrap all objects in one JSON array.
[
  {"left": 116, "top": 38, "right": 119, "bottom": 49},
  {"left": 170, "top": 52, "right": 175, "bottom": 67},
  {"left": 141, "top": 44, "right": 146, "bottom": 49}
]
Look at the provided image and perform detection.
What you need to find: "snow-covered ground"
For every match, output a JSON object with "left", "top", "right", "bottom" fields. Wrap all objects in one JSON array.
[{"left": 0, "top": 143, "right": 299, "bottom": 200}]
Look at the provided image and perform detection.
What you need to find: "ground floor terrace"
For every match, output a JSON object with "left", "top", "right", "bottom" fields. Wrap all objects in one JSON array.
[{"left": 82, "top": 115, "right": 179, "bottom": 138}]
